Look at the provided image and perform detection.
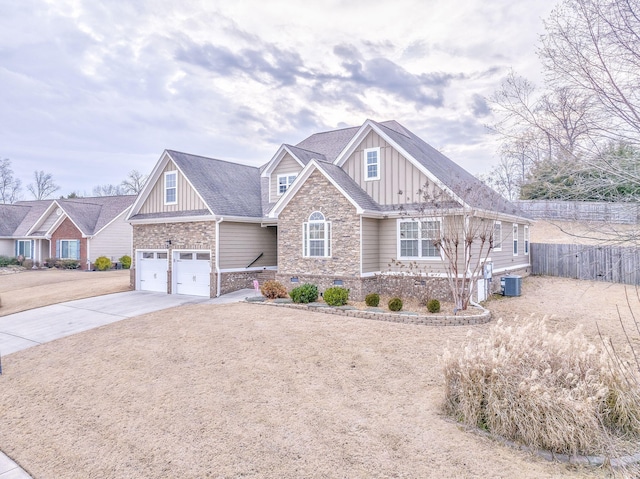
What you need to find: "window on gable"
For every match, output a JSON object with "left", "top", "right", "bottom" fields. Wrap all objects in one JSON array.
[
  {"left": 513, "top": 224, "right": 519, "bottom": 256},
  {"left": 164, "top": 171, "right": 177, "bottom": 205},
  {"left": 16, "top": 240, "right": 32, "bottom": 259},
  {"left": 277, "top": 174, "right": 297, "bottom": 195},
  {"left": 493, "top": 221, "right": 502, "bottom": 251},
  {"left": 399, "top": 219, "right": 441, "bottom": 259},
  {"left": 60, "top": 239, "right": 80, "bottom": 260},
  {"left": 364, "top": 147, "right": 380, "bottom": 181},
  {"left": 303, "top": 211, "right": 331, "bottom": 257}
]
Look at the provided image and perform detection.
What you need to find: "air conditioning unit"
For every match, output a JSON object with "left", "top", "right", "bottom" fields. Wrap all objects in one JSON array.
[{"left": 501, "top": 275, "right": 522, "bottom": 297}]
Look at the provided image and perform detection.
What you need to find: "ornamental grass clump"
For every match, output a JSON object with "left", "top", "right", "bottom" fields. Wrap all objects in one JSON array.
[{"left": 441, "top": 317, "right": 640, "bottom": 457}]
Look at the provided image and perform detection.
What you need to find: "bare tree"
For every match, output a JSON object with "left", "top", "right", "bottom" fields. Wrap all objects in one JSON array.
[
  {"left": 0, "top": 158, "right": 21, "bottom": 203},
  {"left": 92, "top": 184, "right": 124, "bottom": 196},
  {"left": 393, "top": 180, "right": 497, "bottom": 311},
  {"left": 120, "top": 170, "right": 147, "bottom": 195},
  {"left": 27, "top": 170, "right": 60, "bottom": 200}
]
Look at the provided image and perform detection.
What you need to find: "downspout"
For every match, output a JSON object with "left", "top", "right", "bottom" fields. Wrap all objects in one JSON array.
[{"left": 215, "top": 216, "right": 224, "bottom": 297}]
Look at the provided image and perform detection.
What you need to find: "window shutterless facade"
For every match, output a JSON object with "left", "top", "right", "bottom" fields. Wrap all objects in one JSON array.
[
  {"left": 277, "top": 173, "right": 297, "bottom": 195},
  {"left": 524, "top": 225, "right": 530, "bottom": 255},
  {"left": 303, "top": 211, "right": 331, "bottom": 257},
  {"left": 398, "top": 218, "right": 441, "bottom": 259},
  {"left": 364, "top": 147, "right": 380, "bottom": 181},
  {"left": 493, "top": 221, "right": 502, "bottom": 251},
  {"left": 164, "top": 171, "right": 177, "bottom": 205},
  {"left": 513, "top": 224, "right": 519, "bottom": 256}
]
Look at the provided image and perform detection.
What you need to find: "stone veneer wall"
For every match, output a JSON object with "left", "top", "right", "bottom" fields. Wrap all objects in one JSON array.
[
  {"left": 220, "top": 269, "right": 276, "bottom": 295},
  {"left": 278, "top": 170, "right": 361, "bottom": 278},
  {"left": 132, "top": 221, "right": 216, "bottom": 295}
]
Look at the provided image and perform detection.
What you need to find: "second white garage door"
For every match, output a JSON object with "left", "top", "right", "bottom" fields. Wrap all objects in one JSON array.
[{"left": 173, "top": 251, "right": 211, "bottom": 297}]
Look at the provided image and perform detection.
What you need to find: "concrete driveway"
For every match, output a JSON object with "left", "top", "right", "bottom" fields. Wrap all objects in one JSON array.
[{"left": 0, "top": 289, "right": 255, "bottom": 356}]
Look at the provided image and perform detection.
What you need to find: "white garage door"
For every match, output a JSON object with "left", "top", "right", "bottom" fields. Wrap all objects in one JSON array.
[
  {"left": 137, "top": 251, "right": 168, "bottom": 292},
  {"left": 173, "top": 251, "right": 211, "bottom": 297}
]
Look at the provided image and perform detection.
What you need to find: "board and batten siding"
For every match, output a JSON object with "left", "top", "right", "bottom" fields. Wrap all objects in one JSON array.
[
  {"left": 361, "top": 217, "right": 379, "bottom": 273},
  {"left": 342, "top": 130, "right": 450, "bottom": 206},
  {"left": 139, "top": 160, "right": 207, "bottom": 214},
  {"left": 88, "top": 210, "right": 133, "bottom": 262},
  {"left": 270, "top": 154, "right": 303, "bottom": 202},
  {"left": 218, "top": 222, "right": 277, "bottom": 270}
]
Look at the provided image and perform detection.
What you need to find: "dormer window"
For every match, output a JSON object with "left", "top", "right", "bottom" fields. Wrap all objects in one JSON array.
[
  {"left": 164, "top": 171, "right": 177, "bottom": 205},
  {"left": 364, "top": 147, "right": 380, "bottom": 181},
  {"left": 278, "top": 173, "right": 297, "bottom": 195}
]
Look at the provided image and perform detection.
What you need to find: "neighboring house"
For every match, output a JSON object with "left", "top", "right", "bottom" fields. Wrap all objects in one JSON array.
[
  {"left": 0, "top": 196, "right": 135, "bottom": 270},
  {"left": 128, "top": 119, "right": 533, "bottom": 300}
]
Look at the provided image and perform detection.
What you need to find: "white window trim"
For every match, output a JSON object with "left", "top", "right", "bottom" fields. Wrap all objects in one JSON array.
[
  {"left": 513, "top": 224, "right": 519, "bottom": 256},
  {"left": 60, "top": 239, "right": 80, "bottom": 260},
  {"left": 493, "top": 221, "right": 502, "bottom": 252},
  {"left": 397, "top": 218, "right": 442, "bottom": 260},
  {"left": 164, "top": 171, "right": 178, "bottom": 206},
  {"left": 524, "top": 225, "right": 530, "bottom": 255},
  {"left": 276, "top": 173, "right": 297, "bottom": 196},
  {"left": 17, "top": 239, "right": 33, "bottom": 259},
  {"left": 363, "top": 147, "right": 381, "bottom": 181},
  {"left": 302, "top": 212, "right": 332, "bottom": 258}
]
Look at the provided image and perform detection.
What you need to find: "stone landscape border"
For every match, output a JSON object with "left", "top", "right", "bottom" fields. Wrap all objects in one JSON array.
[{"left": 246, "top": 297, "right": 491, "bottom": 326}]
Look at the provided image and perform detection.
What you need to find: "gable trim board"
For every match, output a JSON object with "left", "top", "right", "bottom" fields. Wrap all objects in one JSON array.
[{"left": 128, "top": 150, "right": 214, "bottom": 220}]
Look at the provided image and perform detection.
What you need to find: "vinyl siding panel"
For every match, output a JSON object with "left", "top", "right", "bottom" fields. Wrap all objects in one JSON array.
[
  {"left": 219, "top": 222, "right": 277, "bottom": 269},
  {"left": 139, "top": 160, "right": 207, "bottom": 214},
  {"left": 361, "top": 217, "right": 379, "bottom": 273},
  {"left": 39, "top": 211, "right": 60, "bottom": 234},
  {"left": 0, "top": 239, "right": 13, "bottom": 256},
  {"left": 342, "top": 130, "right": 450, "bottom": 206},
  {"left": 489, "top": 221, "right": 531, "bottom": 271},
  {"left": 88, "top": 210, "right": 133, "bottom": 262},
  {"left": 270, "top": 154, "right": 303, "bottom": 202}
]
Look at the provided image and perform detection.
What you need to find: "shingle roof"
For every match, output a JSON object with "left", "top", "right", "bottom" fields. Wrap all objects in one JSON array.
[
  {"left": 313, "top": 162, "right": 381, "bottom": 212},
  {"left": 295, "top": 126, "right": 360, "bottom": 162},
  {"left": 167, "top": 150, "right": 263, "bottom": 218},
  {"left": 0, "top": 204, "right": 31, "bottom": 236},
  {"left": 284, "top": 145, "right": 327, "bottom": 165},
  {"left": 371, "top": 120, "right": 525, "bottom": 217},
  {"left": 6, "top": 196, "right": 135, "bottom": 237}
]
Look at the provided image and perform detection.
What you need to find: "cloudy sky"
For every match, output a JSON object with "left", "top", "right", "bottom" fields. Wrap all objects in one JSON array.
[{"left": 1, "top": 0, "right": 558, "bottom": 197}]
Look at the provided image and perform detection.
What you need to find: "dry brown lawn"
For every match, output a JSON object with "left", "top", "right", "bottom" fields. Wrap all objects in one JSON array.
[
  {"left": 0, "top": 276, "right": 638, "bottom": 478},
  {"left": 0, "top": 269, "right": 131, "bottom": 316}
]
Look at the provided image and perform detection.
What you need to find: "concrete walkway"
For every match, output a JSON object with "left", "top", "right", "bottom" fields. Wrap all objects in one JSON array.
[{"left": 0, "top": 288, "right": 255, "bottom": 478}]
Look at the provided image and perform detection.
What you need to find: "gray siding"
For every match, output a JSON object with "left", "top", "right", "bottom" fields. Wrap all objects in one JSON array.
[
  {"left": 270, "top": 154, "right": 303, "bottom": 202},
  {"left": 361, "top": 217, "right": 379, "bottom": 273},
  {"left": 342, "top": 130, "right": 450, "bottom": 206},
  {"left": 39, "top": 210, "right": 59, "bottom": 234},
  {"left": 140, "top": 160, "right": 207, "bottom": 214},
  {"left": 0, "top": 239, "right": 13, "bottom": 256},
  {"left": 219, "top": 222, "right": 277, "bottom": 269},
  {"left": 89, "top": 210, "right": 133, "bottom": 262},
  {"left": 488, "top": 221, "right": 531, "bottom": 272}
]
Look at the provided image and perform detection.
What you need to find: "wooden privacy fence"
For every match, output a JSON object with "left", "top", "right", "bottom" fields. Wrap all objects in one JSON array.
[{"left": 531, "top": 243, "right": 640, "bottom": 286}]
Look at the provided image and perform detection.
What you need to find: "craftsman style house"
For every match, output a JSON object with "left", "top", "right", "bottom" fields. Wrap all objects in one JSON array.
[
  {"left": 0, "top": 196, "right": 135, "bottom": 270},
  {"left": 127, "top": 120, "right": 532, "bottom": 300}
]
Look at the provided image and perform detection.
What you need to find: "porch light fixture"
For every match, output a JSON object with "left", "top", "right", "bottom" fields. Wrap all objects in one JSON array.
[{"left": 165, "top": 240, "right": 172, "bottom": 248}]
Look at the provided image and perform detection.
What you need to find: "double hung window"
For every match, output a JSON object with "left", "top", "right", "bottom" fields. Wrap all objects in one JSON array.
[{"left": 303, "top": 211, "right": 331, "bottom": 257}]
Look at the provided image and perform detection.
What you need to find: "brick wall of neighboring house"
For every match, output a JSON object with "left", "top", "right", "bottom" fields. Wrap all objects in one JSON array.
[
  {"left": 278, "top": 170, "right": 361, "bottom": 278},
  {"left": 51, "top": 217, "right": 88, "bottom": 269},
  {"left": 132, "top": 221, "right": 217, "bottom": 295}
]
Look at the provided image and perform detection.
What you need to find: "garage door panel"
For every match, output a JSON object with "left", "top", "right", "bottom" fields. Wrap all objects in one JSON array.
[
  {"left": 173, "top": 252, "right": 211, "bottom": 297},
  {"left": 138, "top": 251, "right": 168, "bottom": 293}
]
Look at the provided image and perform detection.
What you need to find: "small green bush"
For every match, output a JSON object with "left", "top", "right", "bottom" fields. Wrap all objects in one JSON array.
[
  {"left": 427, "top": 299, "right": 441, "bottom": 313},
  {"left": 260, "top": 280, "right": 288, "bottom": 299},
  {"left": 0, "top": 256, "right": 19, "bottom": 267},
  {"left": 94, "top": 256, "right": 112, "bottom": 271},
  {"left": 323, "top": 287, "right": 349, "bottom": 306},
  {"left": 290, "top": 283, "right": 319, "bottom": 304},
  {"left": 119, "top": 255, "right": 132, "bottom": 269},
  {"left": 365, "top": 293, "right": 380, "bottom": 307},
  {"left": 388, "top": 297, "right": 403, "bottom": 312}
]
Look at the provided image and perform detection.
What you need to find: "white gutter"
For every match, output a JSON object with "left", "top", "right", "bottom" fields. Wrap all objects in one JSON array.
[{"left": 215, "top": 216, "right": 224, "bottom": 297}]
